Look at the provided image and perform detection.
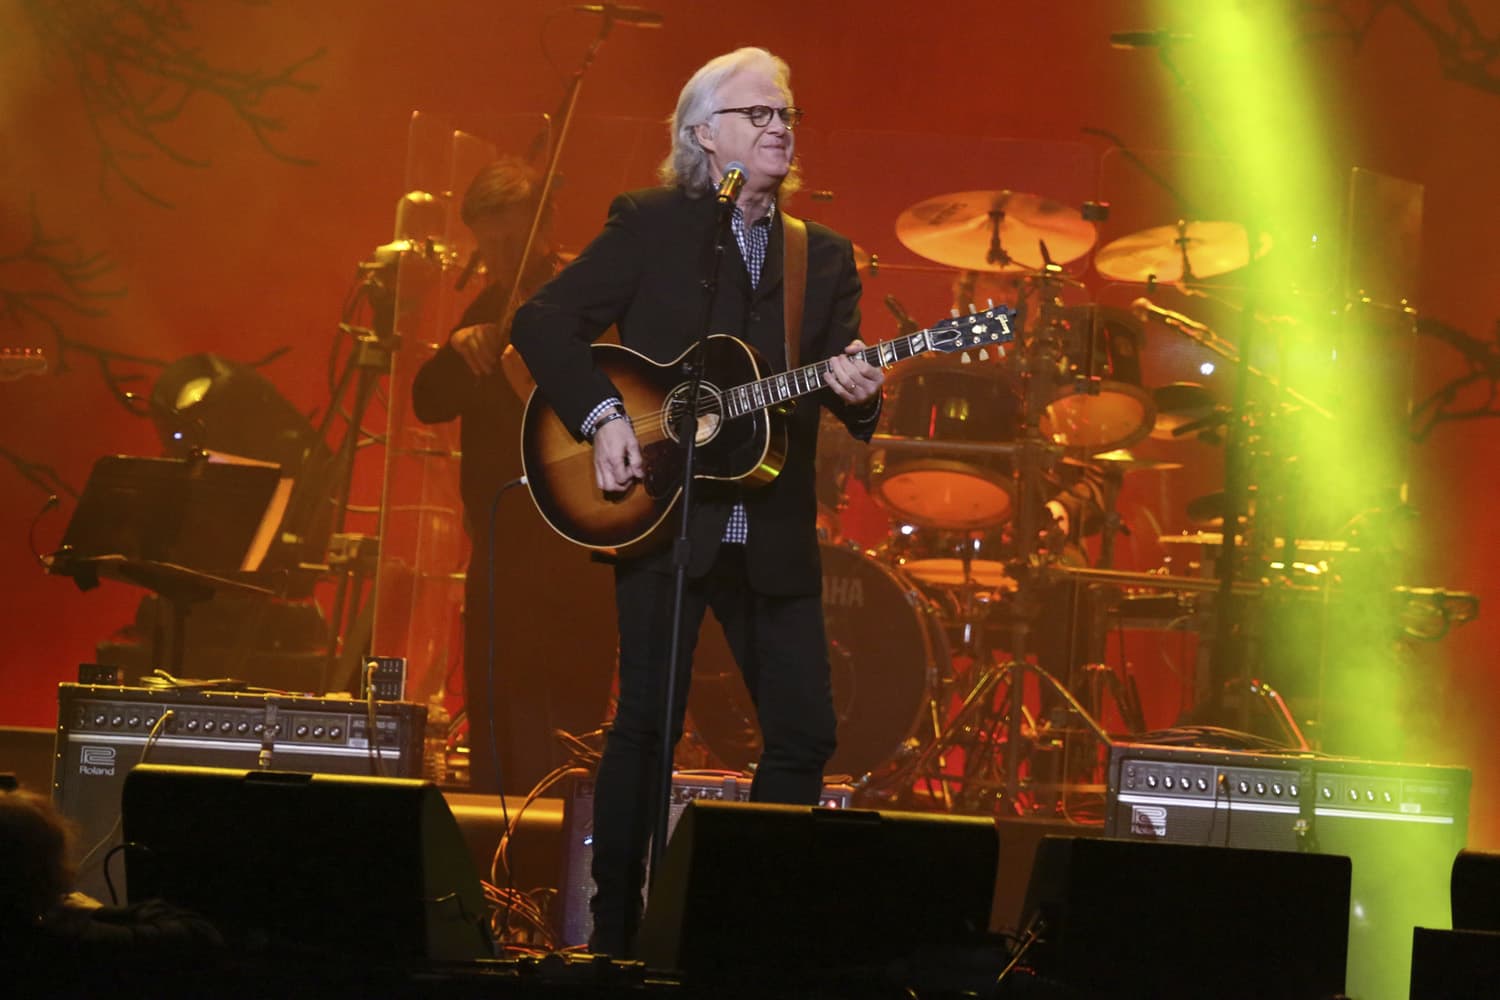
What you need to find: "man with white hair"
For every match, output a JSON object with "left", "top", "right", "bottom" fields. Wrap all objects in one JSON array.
[{"left": 512, "top": 46, "right": 883, "bottom": 956}]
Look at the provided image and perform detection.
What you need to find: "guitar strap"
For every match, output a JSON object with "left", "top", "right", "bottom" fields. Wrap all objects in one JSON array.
[{"left": 781, "top": 211, "right": 808, "bottom": 370}]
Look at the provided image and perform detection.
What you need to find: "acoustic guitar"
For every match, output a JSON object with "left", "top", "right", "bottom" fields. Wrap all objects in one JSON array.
[{"left": 520, "top": 305, "right": 1016, "bottom": 556}]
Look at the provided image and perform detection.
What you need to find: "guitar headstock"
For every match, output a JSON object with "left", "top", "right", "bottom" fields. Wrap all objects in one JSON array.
[
  {"left": 0, "top": 347, "right": 48, "bottom": 382},
  {"left": 924, "top": 302, "right": 1017, "bottom": 362}
]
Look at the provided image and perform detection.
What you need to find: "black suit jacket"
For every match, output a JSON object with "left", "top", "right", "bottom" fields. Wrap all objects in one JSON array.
[{"left": 511, "top": 186, "right": 874, "bottom": 595}]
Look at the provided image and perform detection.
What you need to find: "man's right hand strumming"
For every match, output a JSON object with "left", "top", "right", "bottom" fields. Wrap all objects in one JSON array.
[{"left": 593, "top": 416, "right": 644, "bottom": 493}]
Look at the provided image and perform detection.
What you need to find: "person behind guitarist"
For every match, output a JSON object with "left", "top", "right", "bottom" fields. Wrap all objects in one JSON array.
[
  {"left": 411, "top": 158, "right": 615, "bottom": 797},
  {"left": 510, "top": 47, "right": 884, "bottom": 956}
]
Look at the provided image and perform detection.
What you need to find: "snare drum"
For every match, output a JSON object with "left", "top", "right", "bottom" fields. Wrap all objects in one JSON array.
[
  {"left": 687, "top": 542, "right": 948, "bottom": 780},
  {"left": 867, "top": 357, "right": 1020, "bottom": 530}
]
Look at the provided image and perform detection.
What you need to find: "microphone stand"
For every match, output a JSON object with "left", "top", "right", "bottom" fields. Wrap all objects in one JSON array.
[
  {"left": 649, "top": 193, "right": 735, "bottom": 886},
  {"left": 1154, "top": 39, "right": 1270, "bottom": 732}
]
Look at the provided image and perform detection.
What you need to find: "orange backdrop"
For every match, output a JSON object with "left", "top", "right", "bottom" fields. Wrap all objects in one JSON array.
[{"left": 2, "top": 0, "right": 1496, "bottom": 841}]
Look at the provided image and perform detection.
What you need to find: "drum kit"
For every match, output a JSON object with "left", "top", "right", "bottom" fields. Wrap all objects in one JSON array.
[{"left": 683, "top": 185, "right": 1466, "bottom": 815}]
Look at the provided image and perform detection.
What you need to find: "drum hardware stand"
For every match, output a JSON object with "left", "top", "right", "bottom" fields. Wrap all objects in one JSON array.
[{"left": 867, "top": 318, "right": 1123, "bottom": 814}]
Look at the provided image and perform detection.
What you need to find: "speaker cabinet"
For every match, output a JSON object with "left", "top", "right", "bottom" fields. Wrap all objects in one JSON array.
[
  {"left": 1021, "top": 836, "right": 1351, "bottom": 1000},
  {"left": 636, "top": 800, "right": 998, "bottom": 983},
  {"left": 555, "top": 770, "right": 852, "bottom": 948},
  {"left": 121, "top": 764, "right": 490, "bottom": 961},
  {"left": 1410, "top": 926, "right": 1500, "bottom": 1000},
  {"left": 1452, "top": 850, "right": 1500, "bottom": 932}
]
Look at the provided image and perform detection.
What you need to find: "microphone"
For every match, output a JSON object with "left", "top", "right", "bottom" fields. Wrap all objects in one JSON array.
[
  {"left": 572, "top": 3, "right": 664, "bottom": 26},
  {"left": 1110, "top": 29, "right": 1193, "bottom": 49},
  {"left": 455, "top": 249, "right": 482, "bottom": 291},
  {"left": 716, "top": 161, "right": 746, "bottom": 205},
  {"left": 1132, "top": 297, "right": 1211, "bottom": 334}
]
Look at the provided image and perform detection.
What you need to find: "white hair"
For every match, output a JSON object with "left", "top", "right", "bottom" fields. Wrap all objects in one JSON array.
[{"left": 658, "top": 46, "right": 802, "bottom": 196}]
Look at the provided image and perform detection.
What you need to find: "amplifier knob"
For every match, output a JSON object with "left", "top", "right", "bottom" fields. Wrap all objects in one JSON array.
[
  {"left": 295, "top": 725, "right": 310, "bottom": 738},
  {"left": 1163, "top": 776, "right": 1174, "bottom": 790},
  {"left": 110, "top": 715, "right": 124, "bottom": 727},
  {"left": 1196, "top": 778, "right": 1208, "bottom": 791},
  {"left": 146, "top": 716, "right": 159, "bottom": 728},
  {"left": 313, "top": 726, "right": 326, "bottom": 738},
  {"left": 1272, "top": 783, "right": 1284, "bottom": 796},
  {"left": 1322, "top": 786, "right": 1333, "bottom": 799},
  {"left": 1348, "top": 788, "right": 1359, "bottom": 802},
  {"left": 185, "top": 719, "right": 199, "bottom": 732},
  {"left": 1146, "top": 774, "right": 1158, "bottom": 788},
  {"left": 1366, "top": 789, "right": 1376, "bottom": 802},
  {"left": 1382, "top": 791, "right": 1393, "bottom": 803},
  {"left": 93, "top": 713, "right": 107, "bottom": 727},
  {"left": 203, "top": 720, "right": 217, "bottom": 733},
  {"left": 236, "top": 721, "right": 250, "bottom": 735},
  {"left": 127, "top": 715, "right": 141, "bottom": 728},
  {"left": 329, "top": 726, "right": 343, "bottom": 739},
  {"left": 252, "top": 723, "right": 265, "bottom": 735},
  {"left": 1255, "top": 782, "right": 1266, "bottom": 796},
  {"left": 1238, "top": 780, "right": 1249, "bottom": 795},
  {"left": 1289, "top": 783, "right": 1300, "bottom": 797}
]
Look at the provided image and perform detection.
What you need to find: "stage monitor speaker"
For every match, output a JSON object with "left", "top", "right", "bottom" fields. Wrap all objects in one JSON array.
[
  {"left": 1410, "top": 926, "right": 1500, "bottom": 1000},
  {"left": 556, "top": 770, "right": 853, "bottom": 948},
  {"left": 1452, "top": 850, "right": 1500, "bottom": 932},
  {"left": 1020, "top": 835, "right": 1351, "bottom": 1000},
  {"left": 636, "top": 800, "right": 998, "bottom": 984},
  {"left": 121, "top": 764, "right": 490, "bottom": 961}
]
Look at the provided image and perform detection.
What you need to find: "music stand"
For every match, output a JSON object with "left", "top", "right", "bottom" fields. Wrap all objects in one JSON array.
[{"left": 48, "top": 455, "right": 286, "bottom": 674}]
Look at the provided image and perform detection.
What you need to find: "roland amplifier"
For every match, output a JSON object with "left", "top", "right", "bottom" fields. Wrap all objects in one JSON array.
[
  {"left": 53, "top": 683, "right": 426, "bottom": 901},
  {"left": 1104, "top": 742, "right": 1470, "bottom": 1000},
  {"left": 557, "top": 770, "right": 854, "bottom": 948}
]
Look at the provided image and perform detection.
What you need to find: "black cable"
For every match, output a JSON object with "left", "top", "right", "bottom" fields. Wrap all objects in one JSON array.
[
  {"left": 1206, "top": 769, "right": 1224, "bottom": 847},
  {"left": 1222, "top": 771, "right": 1233, "bottom": 847},
  {"left": 27, "top": 493, "right": 60, "bottom": 567},
  {"left": 102, "top": 842, "right": 131, "bottom": 905},
  {"left": 77, "top": 710, "right": 175, "bottom": 883},
  {"left": 481, "top": 474, "right": 531, "bottom": 941},
  {"left": 364, "top": 659, "right": 383, "bottom": 778}
]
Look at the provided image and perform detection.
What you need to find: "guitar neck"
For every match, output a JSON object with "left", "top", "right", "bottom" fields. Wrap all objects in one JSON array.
[{"left": 721, "top": 330, "right": 940, "bottom": 420}]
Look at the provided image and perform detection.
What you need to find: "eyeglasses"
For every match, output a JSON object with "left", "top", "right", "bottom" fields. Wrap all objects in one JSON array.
[{"left": 711, "top": 105, "right": 804, "bottom": 129}]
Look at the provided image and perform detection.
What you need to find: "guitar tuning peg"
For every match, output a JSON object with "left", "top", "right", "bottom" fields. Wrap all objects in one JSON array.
[
  {"left": 987, "top": 297, "right": 995, "bottom": 308},
  {"left": 950, "top": 308, "right": 961, "bottom": 319},
  {"left": 967, "top": 302, "right": 977, "bottom": 315},
  {"left": 978, "top": 348, "right": 989, "bottom": 362},
  {"left": 960, "top": 351, "right": 972, "bottom": 364},
  {"left": 996, "top": 345, "right": 1007, "bottom": 358}
]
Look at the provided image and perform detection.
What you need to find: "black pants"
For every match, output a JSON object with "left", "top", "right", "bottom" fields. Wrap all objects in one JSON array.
[{"left": 588, "top": 545, "right": 837, "bottom": 955}]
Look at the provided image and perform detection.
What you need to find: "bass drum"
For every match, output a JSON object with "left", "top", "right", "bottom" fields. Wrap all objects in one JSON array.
[{"left": 687, "top": 542, "right": 948, "bottom": 781}]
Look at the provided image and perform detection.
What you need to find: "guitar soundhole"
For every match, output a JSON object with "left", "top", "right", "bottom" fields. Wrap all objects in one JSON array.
[{"left": 663, "top": 382, "right": 725, "bottom": 446}]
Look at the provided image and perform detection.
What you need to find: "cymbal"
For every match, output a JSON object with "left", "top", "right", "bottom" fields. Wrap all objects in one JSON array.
[
  {"left": 1094, "top": 221, "right": 1272, "bottom": 283},
  {"left": 895, "top": 190, "right": 1097, "bottom": 272},
  {"left": 1086, "top": 449, "right": 1183, "bottom": 471},
  {"left": 1160, "top": 531, "right": 1351, "bottom": 553},
  {"left": 1150, "top": 382, "right": 1219, "bottom": 440},
  {"left": 1062, "top": 448, "right": 1181, "bottom": 472},
  {"left": 1185, "top": 491, "right": 1262, "bottom": 528}
]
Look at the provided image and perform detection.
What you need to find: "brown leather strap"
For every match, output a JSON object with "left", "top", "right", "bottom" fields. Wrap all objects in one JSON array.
[{"left": 782, "top": 212, "right": 808, "bottom": 370}]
